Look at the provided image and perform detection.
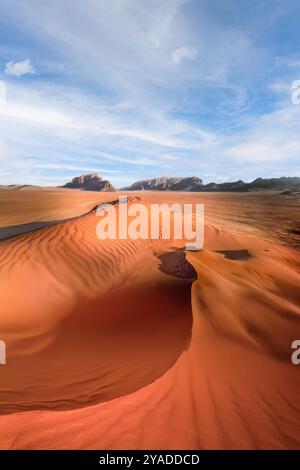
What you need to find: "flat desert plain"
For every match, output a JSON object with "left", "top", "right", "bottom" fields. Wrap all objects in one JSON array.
[{"left": 0, "top": 188, "right": 299, "bottom": 449}]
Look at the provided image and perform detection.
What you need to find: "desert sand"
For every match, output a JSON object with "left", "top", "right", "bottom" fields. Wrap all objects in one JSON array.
[{"left": 0, "top": 189, "right": 299, "bottom": 449}]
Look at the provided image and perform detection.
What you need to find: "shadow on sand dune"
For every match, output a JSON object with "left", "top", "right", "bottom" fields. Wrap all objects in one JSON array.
[
  {"left": 215, "top": 249, "right": 251, "bottom": 260},
  {"left": 0, "top": 264, "right": 194, "bottom": 414},
  {"left": 157, "top": 250, "right": 197, "bottom": 279}
]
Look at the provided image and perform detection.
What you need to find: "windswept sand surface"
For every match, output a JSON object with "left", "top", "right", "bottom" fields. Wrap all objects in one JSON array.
[{"left": 0, "top": 189, "right": 299, "bottom": 449}]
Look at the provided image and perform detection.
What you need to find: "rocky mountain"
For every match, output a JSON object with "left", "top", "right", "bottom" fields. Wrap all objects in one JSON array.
[
  {"left": 202, "top": 177, "right": 300, "bottom": 192},
  {"left": 123, "top": 176, "right": 300, "bottom": 193},
  {"left": 0, "top": 185, "right": 40, "bottom": 190},
  {"left": 248, "top": 177, "right": 300, "bottom": 190},
  {"left": 122, "top": 176, "right": 203, "bottom": 191},
  {"left": 64, "top": 174, "right": 115, "bottom": 192},
  {"left": 202, "top": 180, "right": 247, "bottom": 192}
]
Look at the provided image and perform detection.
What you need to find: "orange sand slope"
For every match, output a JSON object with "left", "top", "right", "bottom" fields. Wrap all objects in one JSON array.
[{"left": 0, "top": 192, "right": 300, "bottom": 449}]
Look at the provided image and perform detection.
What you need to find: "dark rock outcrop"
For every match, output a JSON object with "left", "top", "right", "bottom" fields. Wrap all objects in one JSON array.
[
  {"left": 202, "top": 180, "right": 247, "bottom": 192},
  {"left": 64, "top": 174, "right": 115, "bottom": 192}
]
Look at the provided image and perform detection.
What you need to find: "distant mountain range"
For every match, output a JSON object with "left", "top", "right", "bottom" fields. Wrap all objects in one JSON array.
[
  {"left": 1, "top": 175, "right": 299, "bottom": 193},
  {"left": 122, "top": 176, "right": 300, "bottom": 193}
]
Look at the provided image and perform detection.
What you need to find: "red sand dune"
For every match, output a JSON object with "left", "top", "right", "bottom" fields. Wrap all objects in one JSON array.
[{"left": 0, "top": 191, "right": 299, "bottom": 449}]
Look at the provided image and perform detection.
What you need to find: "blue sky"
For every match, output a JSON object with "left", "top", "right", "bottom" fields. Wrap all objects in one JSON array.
[{"left": 0, "top": 0, "right": 299, "bottom": 187}]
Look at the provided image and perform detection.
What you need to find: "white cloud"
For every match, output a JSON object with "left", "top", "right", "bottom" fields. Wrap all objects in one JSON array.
[
  {"left": 0, "top": 80, "right": 216, "bottom": 151},
  {"left": 269, "top": 81, "right": 292, "bottom": 95},
  {"left": 287, "top": 59, "right": 300, "bottom": 69},
  {"left": 34, "top": 164, "right": 120, "bottom": 173},
  {"left": 4, "top": 59, "right": 36, "bottom": 77},
  {"left": 224, "top": 104, "right": 300, "bottom": 164},
  {"left": 225, "top": 140, "right": 300, "bottom": 163},
  {"left": 171, "top": 46, "right": 197, "bottom": 65}
]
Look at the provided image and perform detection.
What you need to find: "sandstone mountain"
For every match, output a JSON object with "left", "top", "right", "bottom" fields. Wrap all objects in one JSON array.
[
  {"left": 123, "top": 176, "right": 300, "bottom": 193},
  {"left": 122, "top": 176, "right": 203, "bottom": 191},
  {"left": 202, "top": 177, "right": 300, "bottom": 192},
  {"left": 64, "top": 174, "right": 115, "bottom": 192}
]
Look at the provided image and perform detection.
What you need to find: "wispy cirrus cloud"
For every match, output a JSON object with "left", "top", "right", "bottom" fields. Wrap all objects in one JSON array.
[{"left": 0, "top": 0, "right": 299, "bottom": 186}]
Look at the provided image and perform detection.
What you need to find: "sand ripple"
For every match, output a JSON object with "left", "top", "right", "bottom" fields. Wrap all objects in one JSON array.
[{"left": 0, "top": 196, "right": 299, "bottom": 449}]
